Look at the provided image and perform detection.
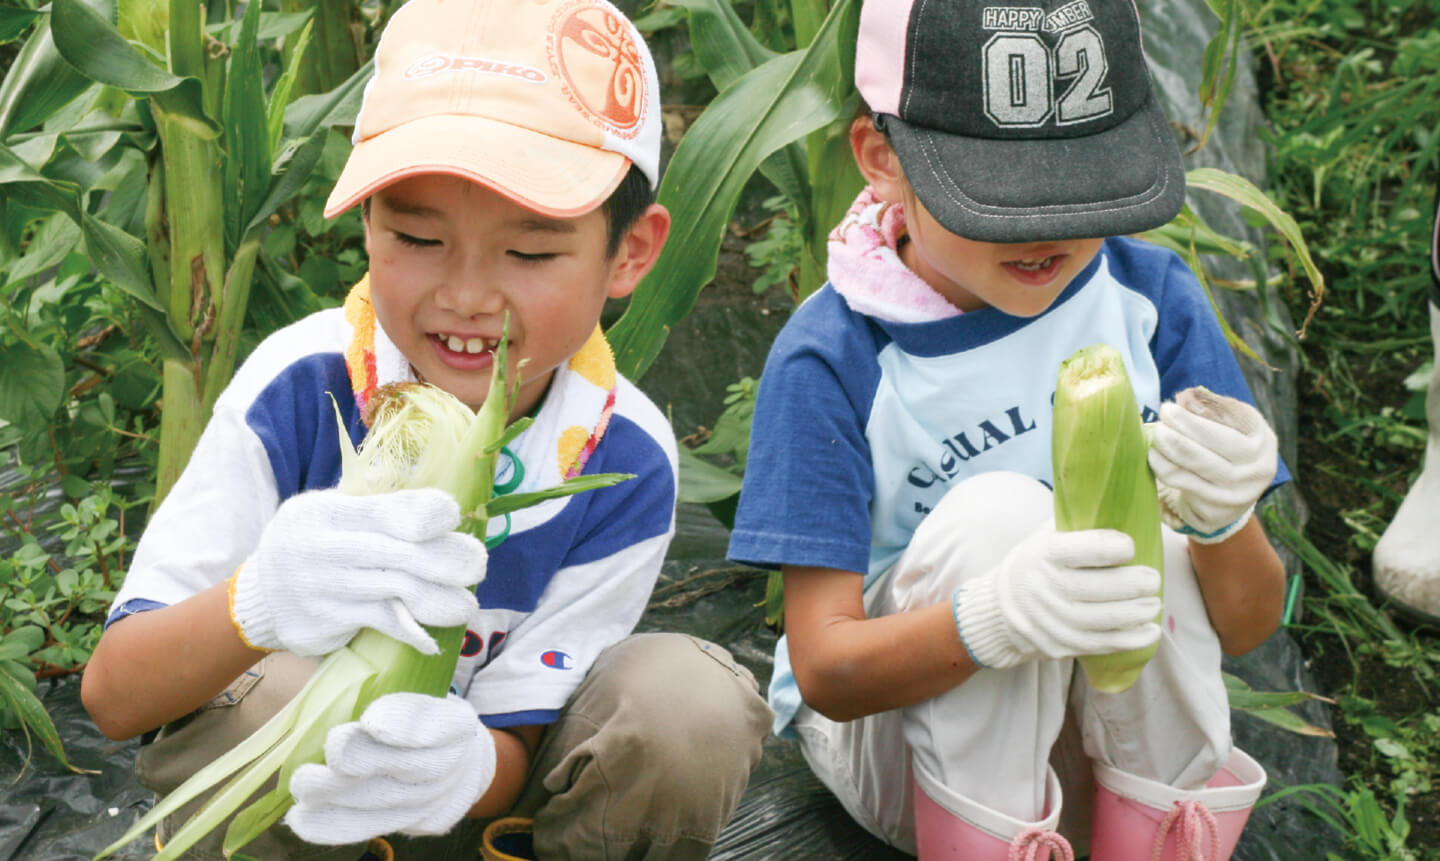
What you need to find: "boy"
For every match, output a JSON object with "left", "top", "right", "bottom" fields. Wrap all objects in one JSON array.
[
  {"left": 80, "top": 1, "right": 771, "bottom": 858},
  {"left": 728, "top": 0, "right": 1289, "bottom": 857}
]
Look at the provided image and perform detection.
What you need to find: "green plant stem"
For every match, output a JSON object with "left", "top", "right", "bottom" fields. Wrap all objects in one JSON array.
[
  {"left": 155, "top": 357, "right": 206, "bottom": 506},
  {"left": 202, "top": 235, "right": 261, "bottom": 416}
]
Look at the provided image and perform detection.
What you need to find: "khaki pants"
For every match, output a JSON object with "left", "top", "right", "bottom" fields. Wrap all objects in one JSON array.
[{"left": 136, "top": 633, "right": 772, "bottom": 860}]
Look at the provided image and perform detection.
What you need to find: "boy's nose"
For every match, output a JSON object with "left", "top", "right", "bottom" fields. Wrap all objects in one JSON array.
[{"left": 434, "top": 277, "right": 506, "bottom": 318}]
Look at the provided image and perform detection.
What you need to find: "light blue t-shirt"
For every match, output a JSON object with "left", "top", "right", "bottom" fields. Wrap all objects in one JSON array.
[{"left": 728, "top": 236, "right": 1290, "bottom": 736}]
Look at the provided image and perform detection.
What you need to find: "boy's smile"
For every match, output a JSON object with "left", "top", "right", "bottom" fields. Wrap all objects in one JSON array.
[{"left": 363, "top": 174, "right": 638, "bottom": 418}]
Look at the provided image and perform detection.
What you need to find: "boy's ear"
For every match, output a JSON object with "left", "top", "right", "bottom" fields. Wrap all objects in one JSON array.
[
  {"left": 851, "top": 115, "right": 907, "bottom": 204},
  {"left": 606, "top": 203, "right": 671, "bottom": 300}
]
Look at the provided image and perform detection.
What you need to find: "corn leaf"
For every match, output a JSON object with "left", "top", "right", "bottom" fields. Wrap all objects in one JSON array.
[
  {"left": 0, "top": 657, "right": 95, "bottom": 778},
  {"left": 222, "top": 0, "right": 270, "bottom": 247},
  {"left": 1224, "top": 677, "right": 1336, "bottom": 739},
  {"left": 1184, "top": 167, "right": 1326, "bottom": 335},
  {"left": 481, "top": 473, "right": 635, "bottom": 518},
  {"left": 242, "top": 130, "right": 328, "bottom": 237},
  {"left": 0, "top": 5, "right": 98, "bottom": 137},
  {"left": 266, "top": 17, "right": 315, "bottom": 154},
  {"left": 1052, "top": 344, "right": 1164, "bottom": 693},
  {"left": 607, "top": 0, "right": 859, "bottom": 381},
  {"left": 676, "top": 445, "right": 743, "bottom": 506},
  {"left": 668, "top": 0, "right": 809, "bottom": 219},
  {"left": 51, "top": 0, "right": 217, "bottom": 137}
]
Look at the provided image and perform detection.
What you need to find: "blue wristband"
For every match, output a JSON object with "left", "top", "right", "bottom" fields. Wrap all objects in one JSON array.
[{"left": 1176, "top": 506, "right": 1252, "bottom": 544}]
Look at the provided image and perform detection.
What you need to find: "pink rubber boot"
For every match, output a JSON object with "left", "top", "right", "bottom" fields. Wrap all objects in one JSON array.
[
  {"left": 912, "top": 757, "right": 1074, "bottom": 861},
  {"left": 1088, "top": 748, "right": 1266, "bottom": 860}
]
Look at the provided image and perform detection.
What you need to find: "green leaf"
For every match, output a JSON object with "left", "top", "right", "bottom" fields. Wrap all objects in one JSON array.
[
  {"left": 223, "top": 0, "right": 271, "bottom": 246},
  {"left": 1183, "top": 167, "right": 1326, "bottom": 332},
  {"left": 283, "top": 59, "right": 372, "bottom": 141},
  {"left": 764, "top": 569, "right": 783, "bottom": 628},
  {"left": 2, "top": 212, "right": 80, "bottom": 288},
  {"left": 267, "top": 17, "right": 316, "bottom": 155},
  {"left": 0, "top": 626, "right": 45, "bottom": 662},
  {"left": 1141, "top": 205, "right": 1255, "bottom": 263},
  {"left": 79, "top": 210, "right": 163, "bottom": 309},
  {"left": 207, "top": 8, "right": 315, "bottom": 43},
  {"left": 0, "top": 140, "right": 82, "bottom": 219},
  {"left": 0, "top": 340, "right": 64, "bottom": 429},
  {"left": 0, "top": 5, "right": 98, "bottom": 137},
  {"left": 52, "top": 0, "right": 181, "bottom": 92},
  {"left": 481, "top": 473, "right": 635, "bottom": 518},
  {"left": 676, "top": 446, "right": 743, "bottom": 505},
  {"left": 1223, "top": 672, "right": 1336, "bottom": 738},
  {"left": 672, "top": 0, "right": 810, "bottom": 226},
  {"left": 0, "top": 7, "right": 42, "bottom": 42},
  {"left": 0, "top": 651, "right": 92, "bottom": 776},
  {"left": 243, "top": 130, "right": 328, "bottom": 237},
  {"left": 671, "top": 0, "right": 777, "bottom": 90},
  {"left": 608, "top": 0, "right": 860, "bottom": 380},
  {"left": 51, "top": 0, "right": 217, "bottom": 136}
]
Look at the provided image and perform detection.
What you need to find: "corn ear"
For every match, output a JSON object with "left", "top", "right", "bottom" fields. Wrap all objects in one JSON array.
[
  {"left": 1051, "top": 343, "right": 1164, "bottom": 694},
  {"left": 96, "top": 320, "right": 632, "bottom": 860}
]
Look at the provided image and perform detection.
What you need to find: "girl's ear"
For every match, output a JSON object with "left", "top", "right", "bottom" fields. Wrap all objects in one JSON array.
[
  {"left": 605, "top": 203, "right": 671, "bottom": 300},
  {"left": 851, "top": 115, "right": 907, "bottom": 204}
]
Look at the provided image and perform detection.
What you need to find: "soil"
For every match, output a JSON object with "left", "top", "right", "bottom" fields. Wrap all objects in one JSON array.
[{"left": 1289, "top": 354, "right": 1440, "bottom": 853}]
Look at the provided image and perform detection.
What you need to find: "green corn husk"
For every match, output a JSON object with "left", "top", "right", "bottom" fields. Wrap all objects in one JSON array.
[
  {"left": 1051, "top": 343, "right": 1165, "bottom": 694},
  {"left": 96, "top": 324, "right": 632, "bottom": 860}
]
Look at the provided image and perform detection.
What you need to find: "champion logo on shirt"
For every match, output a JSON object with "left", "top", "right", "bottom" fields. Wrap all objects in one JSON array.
[
  {"left": 460, "top": 630, "right": 484, "bottom": 657},
  {"left": 540, "top": 650, "right": 575, "bottom": 670}
]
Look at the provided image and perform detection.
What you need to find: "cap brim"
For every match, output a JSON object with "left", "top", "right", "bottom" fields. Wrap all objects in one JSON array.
[
  {"left": 324, "top": 114, "right": 629, "bottom": 219},
  {"left": 885, "top": 94, "right": 1185, "bottom": 243}
]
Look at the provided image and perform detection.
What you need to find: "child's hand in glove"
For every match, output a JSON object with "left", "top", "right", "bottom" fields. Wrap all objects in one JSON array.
[
  {"left": 285, "top": 692, "right": 497, "bottom": 844},
  {"left": 1148, "top": 387, "right": 1278, "bottom": 544},
  {"left": 953, "top": 523, "right": 1162, "bottom": 670},
  {"left": 229, "top": 487, "right": 486, "bottom": 656}
]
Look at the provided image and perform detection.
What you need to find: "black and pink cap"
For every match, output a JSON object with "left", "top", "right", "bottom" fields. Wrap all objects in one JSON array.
[{"left": 856, "top": 0, "right": 1186, "bottom": 243}]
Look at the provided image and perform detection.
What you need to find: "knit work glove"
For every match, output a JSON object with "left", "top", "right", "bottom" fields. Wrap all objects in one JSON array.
[
  {"left": 953, "top": 524, "right": 1162, "bottom": 670},
  {"left": 229, "top": 487, "right": 486, "bottom": 656},
  {"left": 1148, "top": 387, "right": 1278, "bottom": 544},
  {"left": 285, "top": 692, "right": 497, "bottom": 844}
]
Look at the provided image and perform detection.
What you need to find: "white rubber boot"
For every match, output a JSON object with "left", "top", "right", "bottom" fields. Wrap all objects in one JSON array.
[
  {"left": 912, "top": 756, "right": 1074, "bottom": 861},
  {"left": 1373, "top": 269, "right": 1440, "bottom": 625}
]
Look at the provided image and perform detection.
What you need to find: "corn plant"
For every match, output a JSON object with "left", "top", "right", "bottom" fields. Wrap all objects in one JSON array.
[
  {"left": 0, "top": 0, "right": 368, "bottom": 504},
  {"left": 0, "top": 0, "right": 374, "bottom": 782},
  {"left": 610, "top": 0, "right": 865, "bottom": 380}
]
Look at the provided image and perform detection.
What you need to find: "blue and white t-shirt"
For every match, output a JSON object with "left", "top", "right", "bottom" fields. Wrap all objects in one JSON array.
[
  {"left": 728, "top": 234, "right": 1290, "bottom": 736},
  {"left": 108, "top": 296, "right": 677, "bottom": 729}
]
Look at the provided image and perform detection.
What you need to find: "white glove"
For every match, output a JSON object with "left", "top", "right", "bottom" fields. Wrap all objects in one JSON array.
[
  {"left": 1148, "top": 387, "right": 1278, "bottom": 544},
  {"left": 285, "top": 692, "right": 497, "bottom": 844},
  {"left": 953, "top": 524, "right": 1162, "bottom": 670},
  {"left": 229, "top": 487, "right": 486, "bottom": 656}
]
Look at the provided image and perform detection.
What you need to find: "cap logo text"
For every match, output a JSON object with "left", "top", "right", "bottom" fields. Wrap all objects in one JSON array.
[
  {"left": 982, "top": 1, "right": 1095, "bottom": 32},
  {"left": 550, "top": 2, "right": 648, "bottom": 137},
  {"left": 981, "top": 19, "right": 1114, "bottom": 129},
  {"left": 404, "top": 54, "right": 548, "bottom": 83},
  {"left": 1043, "top": 0, "right": 1095, "bottom": 31},
  {"left": 982, "top": 7, "right": 1044, "bottom": 31}
]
